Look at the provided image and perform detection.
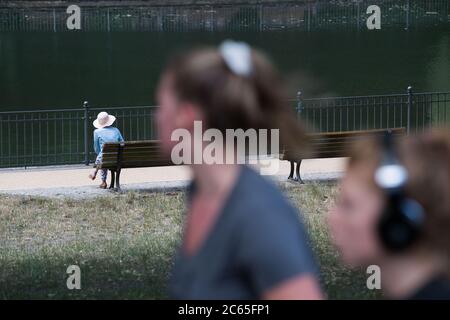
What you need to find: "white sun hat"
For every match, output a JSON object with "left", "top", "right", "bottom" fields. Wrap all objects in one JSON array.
[{"left": 93, "top": 111, "right": 116, "bottom": 129}]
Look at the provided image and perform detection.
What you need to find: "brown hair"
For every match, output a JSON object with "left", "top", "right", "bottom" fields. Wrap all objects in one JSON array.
[
  {"left": 348, "top": 129, "right": 450, "bottom": 258},
  {"left": 162, "top": 45, "right": 310, "bottom": 156}
]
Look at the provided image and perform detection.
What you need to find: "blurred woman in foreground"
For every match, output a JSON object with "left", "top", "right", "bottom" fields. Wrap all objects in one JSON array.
[
  {"left": 329, "top": 129, "right": 450, "bottom": 299},
  {"left": 156, "top": 40, "right": 323, "bottom": 299}
]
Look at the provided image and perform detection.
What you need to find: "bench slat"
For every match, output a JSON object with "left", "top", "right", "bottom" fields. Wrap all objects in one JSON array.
[
  {"left": 283, "top": 128, "right": 406, "bottom": 161},
  {"left": 97, "top": 128, "right": 407, "bottom": 169}
]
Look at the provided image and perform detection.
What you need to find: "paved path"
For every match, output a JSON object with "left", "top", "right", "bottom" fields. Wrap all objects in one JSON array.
[{"left": 0, "top": 158, "right": 347, "bottom": 199}]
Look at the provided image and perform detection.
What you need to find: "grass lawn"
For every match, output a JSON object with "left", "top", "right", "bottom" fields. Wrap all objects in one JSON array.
[{"left": 0, "top": 183, "right": 380, "bottom": 299}]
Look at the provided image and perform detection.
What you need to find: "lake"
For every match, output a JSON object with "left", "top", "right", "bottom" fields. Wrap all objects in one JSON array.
[{"left": 1, "top": 28, "right": 449, "bottom": 111}]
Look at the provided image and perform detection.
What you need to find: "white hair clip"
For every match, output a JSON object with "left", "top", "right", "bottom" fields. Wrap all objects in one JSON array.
[{"left": 219, "top": 40, "right": 252, "bottom": 77}]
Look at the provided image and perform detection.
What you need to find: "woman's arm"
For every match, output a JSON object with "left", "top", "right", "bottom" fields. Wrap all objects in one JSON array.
[
  {"left": 93, "top": 130, "right": 100, "bottom": 154},
  {"left": 238, "top": 201, "right": 324, "bottom": 300},
  {"left": 263, "top": 274, "right": 324, "bottom": 300},
  {"left": 117, "top": 128, "right": 124, "bottom": 142}
]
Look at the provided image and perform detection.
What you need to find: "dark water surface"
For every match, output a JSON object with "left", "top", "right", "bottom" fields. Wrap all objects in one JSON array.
[{"left": 1, "top": 29, "right": 449, "bottom": 111}]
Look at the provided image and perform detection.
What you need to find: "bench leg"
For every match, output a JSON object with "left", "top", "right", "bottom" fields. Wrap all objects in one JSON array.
[
  {"left": 296, "top": 160, "right": 304, "bottom": 184},
  {"left": 109, "top": 170, "right": 115, "bottom": 189},
  {"left": 115, "top": 169, "right": 122, "bottom": 192},
  {"left": 288, "top": 161, "right": 295, "bottom": 180}
]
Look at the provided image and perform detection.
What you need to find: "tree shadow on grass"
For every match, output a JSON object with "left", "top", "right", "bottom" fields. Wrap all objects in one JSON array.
[{"left": 0, "top": 240, "right": 177, "bottom": 299}]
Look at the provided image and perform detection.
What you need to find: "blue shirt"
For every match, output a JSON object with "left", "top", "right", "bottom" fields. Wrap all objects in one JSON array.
[
  {"left": 93, "top": 126, "right": 124, "bottom": 156},
  {"left": 169, "top": 165, "right": 319, "bottom": 299}
]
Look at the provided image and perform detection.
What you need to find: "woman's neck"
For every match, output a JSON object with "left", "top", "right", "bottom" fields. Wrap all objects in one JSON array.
[
  {"left": 191, "top": 164, "right": 241, "bottom": 198},
  {"left": 379, "top": 253, "right": 446, "bottom": 299}
]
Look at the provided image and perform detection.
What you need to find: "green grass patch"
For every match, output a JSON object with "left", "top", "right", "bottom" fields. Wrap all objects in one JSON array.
[{"left": 0, "top": 184, "right": 380, "bottom": 299}]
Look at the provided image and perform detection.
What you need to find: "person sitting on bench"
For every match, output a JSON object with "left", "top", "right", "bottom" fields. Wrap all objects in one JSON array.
[{"left": 89, "top": 111, "right": 124, "bottom": 189}]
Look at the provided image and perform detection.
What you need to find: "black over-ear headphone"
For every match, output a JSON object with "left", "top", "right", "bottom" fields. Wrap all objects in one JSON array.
[{"left": 375, "top": 131, "right": 426, "bottom": 252}]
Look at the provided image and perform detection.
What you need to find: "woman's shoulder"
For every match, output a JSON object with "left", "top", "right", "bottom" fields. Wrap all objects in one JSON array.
[
  {"left": 99, "top": 126, "right": 121, "bottom": 133},
  {"left": 230, "top": 166, "right": 318, "bottom": 284},
  {"left": 111, "top": 126, "right": 123, "bottom": 133},
  {"left": 409, "top": 277, "right": 450, "bottom": 300},
  {"left": 233, "top": 166, "right": 300, "bottom": 223}
]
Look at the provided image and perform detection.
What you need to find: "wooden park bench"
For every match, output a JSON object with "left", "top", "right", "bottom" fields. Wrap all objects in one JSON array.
[
  {"left": 95, "top": 128, "right": 406, "bottom": 190},
  {"left": 282, "top": 127, "right": 406, "bottom": 183},
  {"left": 95, "top": 140, "right": 173, "bottom": 191}
]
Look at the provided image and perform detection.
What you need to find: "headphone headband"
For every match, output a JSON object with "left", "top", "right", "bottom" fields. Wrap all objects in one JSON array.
[
  {"left": 375, "top": 130, "right": 425, "bottom": 252},
  {"left": 375, "top": 131, "right": 408, "bottom": 192}
]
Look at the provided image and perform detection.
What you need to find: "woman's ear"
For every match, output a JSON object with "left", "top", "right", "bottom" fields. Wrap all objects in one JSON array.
[{"left": 175, "top": 102, "right": 203, "bottom": 131}]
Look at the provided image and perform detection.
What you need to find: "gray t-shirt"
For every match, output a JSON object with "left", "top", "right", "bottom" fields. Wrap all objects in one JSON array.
[{"left": 169, "top": 165, "right": 319, "bottom": 299}]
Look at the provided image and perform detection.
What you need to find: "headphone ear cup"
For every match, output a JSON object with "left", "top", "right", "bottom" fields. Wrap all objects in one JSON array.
[{"left": 378, "top": 198, "right": 425, "bottom": 252}]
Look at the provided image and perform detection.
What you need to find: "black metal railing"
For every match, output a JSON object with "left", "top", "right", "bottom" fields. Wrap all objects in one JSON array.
[
  {"left": 0, "top": 0, "right": 449, "bottom": 32},
  {"left": 1, "top": 87, "right": 449, "bottom": 168},
  {"left": 294, "top": 87, "right": 450, "bottom": 134},
  {"left": 0, "top": 104, "right": 158, "bottom": 168}
]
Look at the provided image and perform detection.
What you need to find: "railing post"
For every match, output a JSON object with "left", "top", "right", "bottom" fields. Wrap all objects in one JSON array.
[
  {"left": 296, "top": 91, "right": 303, "bottom": 121},
  {"left": 107, "top": 8, "right": 110, "bottom": 32},
  {"left": 83, "top": 101, "right": 90, "bottom": 165},
  {"left": 53, "top": 8, "right": 56, "bottom": 32},
  {"left": 259, "top": 4, "right": 263, "bottom": 32},
  {"left": 407, "top": 86, "right": 413, "bottom": 135},
  {"left": 356, "top": 0, "right": 360, "bottom": 30},
  {"left": 307, "top": 4, "right": 311, "bottom": 32},
  {"left": 405, "top": 0, "right": 410, "bottom": 30}
]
